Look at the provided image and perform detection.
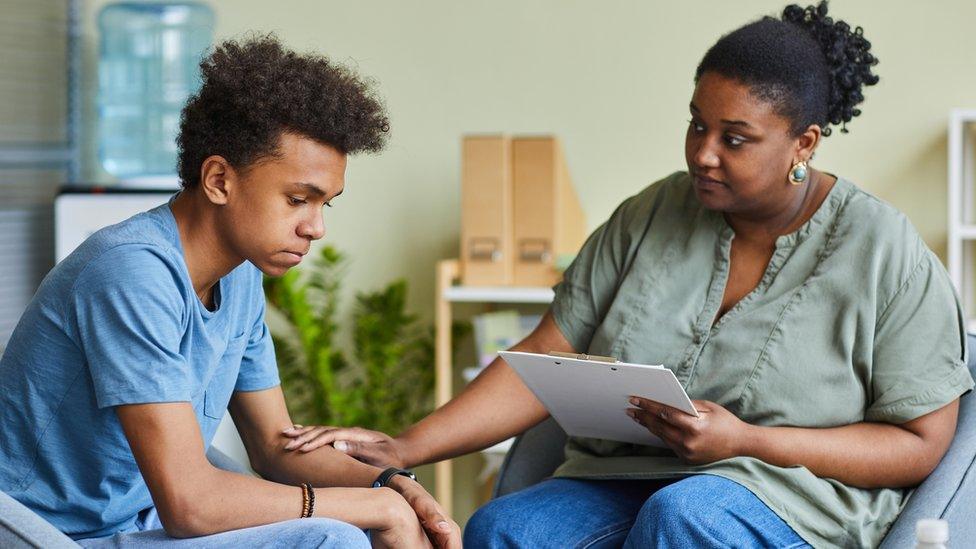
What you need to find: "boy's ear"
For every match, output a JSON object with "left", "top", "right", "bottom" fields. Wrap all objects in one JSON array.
[{"left": 198, "top": 156, "right": 235, "bottom": 206}]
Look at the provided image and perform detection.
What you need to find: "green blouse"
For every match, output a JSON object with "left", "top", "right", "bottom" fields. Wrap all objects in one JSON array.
[{"left": 550, "top": 171, "right": 974, "bottom": 548}]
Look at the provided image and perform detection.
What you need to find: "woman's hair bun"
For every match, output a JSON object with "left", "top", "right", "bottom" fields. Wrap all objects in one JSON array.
[{"left": 781, "top": 1, "right": 879, "bottom": 135}]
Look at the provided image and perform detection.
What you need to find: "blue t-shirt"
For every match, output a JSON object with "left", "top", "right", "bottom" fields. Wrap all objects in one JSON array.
[{"left": 0, "top": 201, "right": 280, "bottom": 539}]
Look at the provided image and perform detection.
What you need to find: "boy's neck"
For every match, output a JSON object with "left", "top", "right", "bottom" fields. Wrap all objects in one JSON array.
[{"left": 170, "top": 190, "right": 245, "bottom": 306}]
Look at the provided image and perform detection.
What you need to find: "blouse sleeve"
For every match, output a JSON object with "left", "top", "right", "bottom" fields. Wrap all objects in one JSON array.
[
  {"left": 865, "top": 251, "right": 974, "bottom": 423},
  {"left": 550, "top": 175, "right": 673, "bottom": 352}
]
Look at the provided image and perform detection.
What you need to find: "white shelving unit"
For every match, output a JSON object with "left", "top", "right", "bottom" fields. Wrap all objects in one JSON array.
[
  {"left": 433, "top": 260, "right": 553, "bottom": 516},
  {"left": 947, "top": 109, "right": 976, "bottom": 331}
]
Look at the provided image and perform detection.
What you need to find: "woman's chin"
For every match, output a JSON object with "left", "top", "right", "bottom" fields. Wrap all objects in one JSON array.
[{"left": 692, "top": 187, "right": 730, "bottom": 211}]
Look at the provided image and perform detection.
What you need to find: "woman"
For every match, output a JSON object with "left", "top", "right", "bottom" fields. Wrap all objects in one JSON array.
[{"left": 285, "top": 3, "right": 973, "bottom": 547}]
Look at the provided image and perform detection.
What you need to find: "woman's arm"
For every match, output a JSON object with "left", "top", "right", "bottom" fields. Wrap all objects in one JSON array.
[
  {"left": 629, "top": 397, "right": 960, "bottom": 489},
  {"left": 281, "top": 311, "right": 574, "bottom": 468}
]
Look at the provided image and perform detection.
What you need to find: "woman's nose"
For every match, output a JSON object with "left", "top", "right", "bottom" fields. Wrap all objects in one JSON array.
[{"left": 692, "top": 138, "right": 721, "bottom": 169}]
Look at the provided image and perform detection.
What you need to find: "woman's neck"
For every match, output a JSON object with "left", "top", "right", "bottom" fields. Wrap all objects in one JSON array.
[{"left": 724, "top": 169, "right": 835, "bottom": 244}]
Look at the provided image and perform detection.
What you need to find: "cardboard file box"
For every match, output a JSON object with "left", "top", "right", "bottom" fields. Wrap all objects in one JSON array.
[
  {"left": 512, "top": 136, "right": 586, "bottom": 287},
  {"left": 461, "top": 135, "right": 514, "bottom": 285}
]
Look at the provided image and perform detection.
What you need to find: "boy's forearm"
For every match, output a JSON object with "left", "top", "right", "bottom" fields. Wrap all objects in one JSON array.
[
  {"left": 255, "top": 438, "right": 384, "bottom": 487},
  {"left": 168, "top": 465, "right": 396, "bottom": 537}
]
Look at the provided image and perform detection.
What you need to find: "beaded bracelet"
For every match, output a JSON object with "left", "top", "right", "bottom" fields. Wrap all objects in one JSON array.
[
  {"left": 300, "top": 483, "right": 313, "bottom": 518},
  {"left": 306, "top": 483, "right": 315, "bottom": 517}
]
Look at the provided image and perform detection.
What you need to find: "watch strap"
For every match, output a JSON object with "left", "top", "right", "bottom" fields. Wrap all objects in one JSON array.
[{"left": 372, "top": 467, "right": 416, "bottom": 488}]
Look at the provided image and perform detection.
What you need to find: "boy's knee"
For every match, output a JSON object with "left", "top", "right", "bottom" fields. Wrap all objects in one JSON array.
[{"left": 300, "top": 518, "right": 370, "bottom": 548}]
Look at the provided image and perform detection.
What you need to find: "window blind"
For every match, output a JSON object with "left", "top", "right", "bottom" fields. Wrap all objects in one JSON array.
[{"left": 0, "top": 0, "right": 72, "bottom": 349}]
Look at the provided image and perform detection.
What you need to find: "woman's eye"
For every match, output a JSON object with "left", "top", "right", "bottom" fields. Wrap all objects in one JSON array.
[
  {"left": 724, "top": 135, "right": 745, "bottom": 147},
  {"left": 688, "top": 120, "right": 705, "bottom": 133}
]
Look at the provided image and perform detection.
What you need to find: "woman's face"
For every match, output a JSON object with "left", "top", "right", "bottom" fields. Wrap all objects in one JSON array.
[{"left": 685, "top": 71, "right": 810, "bottom": 216}]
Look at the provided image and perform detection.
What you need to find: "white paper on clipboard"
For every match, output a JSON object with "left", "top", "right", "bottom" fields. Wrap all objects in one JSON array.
[{"left": 499, "top": 350, "right": 698, "bottom": 447}]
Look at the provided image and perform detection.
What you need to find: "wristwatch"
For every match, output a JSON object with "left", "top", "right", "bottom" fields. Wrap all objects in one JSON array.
[{"left": 372, "top": 467, "right": 416, "bottom": 488}]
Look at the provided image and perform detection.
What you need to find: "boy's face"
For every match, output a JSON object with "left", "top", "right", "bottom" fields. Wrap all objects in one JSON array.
[{"left": 217, "top": 132, "right": 346, "bottom": 277}]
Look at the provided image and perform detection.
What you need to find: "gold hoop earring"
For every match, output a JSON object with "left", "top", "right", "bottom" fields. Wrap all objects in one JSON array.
[{"left": 788, "top": 160, "right": 808, "bottom": 186}]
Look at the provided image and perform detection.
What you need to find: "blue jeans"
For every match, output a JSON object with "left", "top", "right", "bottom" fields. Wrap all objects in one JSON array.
[
  {"left": 77, "top": 507, "right": 369, "bottom": 548},
  {"left": 464, "top": 474, "right": 810, "bottom": 549}
]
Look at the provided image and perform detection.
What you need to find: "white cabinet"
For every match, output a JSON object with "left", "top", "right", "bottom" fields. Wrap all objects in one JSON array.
[{"left": 947, "top": 110, "right": 976, "bottom": 330}]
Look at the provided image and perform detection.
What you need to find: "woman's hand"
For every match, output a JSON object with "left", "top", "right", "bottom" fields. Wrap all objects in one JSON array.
[
  {"left": 282, "top": 424, "right": 410, "bottom": 468},
  {"left": 627, "top": 397, "right": 753, "bottom": 464}
]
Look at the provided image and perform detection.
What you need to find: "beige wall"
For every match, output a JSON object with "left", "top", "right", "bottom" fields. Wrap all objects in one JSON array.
[
  {"left": 80, "top": 0, "right": 976, "bottom": 519},
  {"left": 81, "top": 0, "right": 976, "bottom": 320}
]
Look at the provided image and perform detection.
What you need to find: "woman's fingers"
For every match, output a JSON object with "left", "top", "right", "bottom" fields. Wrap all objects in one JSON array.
[
  {"left": 331, "top": 438, "right": 398, "bottom": 466},
  {"left": 284, "top": 426, "right": 331, "bottom": 450},
  {"left": 281, "top": 424, "right": 318, "bottom": 438}
]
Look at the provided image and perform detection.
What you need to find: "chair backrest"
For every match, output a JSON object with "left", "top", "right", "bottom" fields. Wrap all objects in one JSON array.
[{"left": 494, "top": 336, "right": 976, "bottom": 547}]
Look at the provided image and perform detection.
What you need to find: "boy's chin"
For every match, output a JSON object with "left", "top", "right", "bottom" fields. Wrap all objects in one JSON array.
[{"left": 253, "top": 260, "right": 293, "bottom": 278}]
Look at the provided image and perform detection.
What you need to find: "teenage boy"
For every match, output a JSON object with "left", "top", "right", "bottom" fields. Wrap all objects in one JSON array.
[{"left": 0, "top": 36, "right": 459, "bottom": 548}]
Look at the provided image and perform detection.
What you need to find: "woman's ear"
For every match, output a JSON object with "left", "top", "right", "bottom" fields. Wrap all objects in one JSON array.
[
  {"left": 198, "top": 156, "right": 235, "bottom": 206},
  {"left": 795, "top": 124, "right": 823, "bottom": 163}
]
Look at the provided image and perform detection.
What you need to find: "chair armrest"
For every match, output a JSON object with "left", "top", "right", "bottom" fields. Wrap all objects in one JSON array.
[
  {"left": 492, "top": 417, "right": 567, "bottom": 499},
  {"left": 0, "top": 491, "right": 80, "bottom": 549},
  {"left": 880, "top": 334, "right": 976, "bottom": 547}
]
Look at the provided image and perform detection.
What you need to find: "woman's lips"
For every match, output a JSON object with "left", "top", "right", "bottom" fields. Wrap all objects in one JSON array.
[{"left": 694, "top": 175, "right": 727, "bottom": 190}]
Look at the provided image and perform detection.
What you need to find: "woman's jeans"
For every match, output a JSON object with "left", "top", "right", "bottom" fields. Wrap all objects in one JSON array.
[{"left": 464, "top": 474, "right": 811, "bottom": 549}]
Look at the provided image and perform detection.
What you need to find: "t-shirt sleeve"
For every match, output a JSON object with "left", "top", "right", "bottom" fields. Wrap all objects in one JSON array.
[
  {"left": 551, "top": 191, "right": 646, "bottom": 352},
  {"left": 70, "top": 245, "right": 194, "bottom": 409},
  {"left": 865, "top": 251, "right": 975, "bottom": 423},
  {"left": 234, "top": 271, "right": 280, "bottom": 392}
]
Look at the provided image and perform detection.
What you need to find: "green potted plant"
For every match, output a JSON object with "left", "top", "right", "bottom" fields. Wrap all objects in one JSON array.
[{"left": 264, "top": 246, "right": 466, "bottom": 433}]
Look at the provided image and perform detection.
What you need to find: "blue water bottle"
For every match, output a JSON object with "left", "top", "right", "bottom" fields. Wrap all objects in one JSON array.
[{"left": 97, "top": 2, "right": 214, "bottom": 183}]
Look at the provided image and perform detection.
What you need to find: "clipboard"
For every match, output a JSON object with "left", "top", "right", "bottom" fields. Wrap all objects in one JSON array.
[{"left": 499, "top": 350, "right": 698, "bottom": 447}]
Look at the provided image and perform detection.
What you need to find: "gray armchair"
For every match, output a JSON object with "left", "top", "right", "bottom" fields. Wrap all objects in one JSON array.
[
  {"left": 0, "top": 447, "right": 247, "bottom": 548},
  {"left": 493, "top": 335, "right": 976, "bottom": 548}
]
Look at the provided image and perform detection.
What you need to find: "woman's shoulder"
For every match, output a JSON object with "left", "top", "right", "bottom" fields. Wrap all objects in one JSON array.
[
  {"left": 832, "top": 177, "right": 938, "bottom": 289},
  {"left": 611, "top": 171, "right": 698, "bottom": 225}
]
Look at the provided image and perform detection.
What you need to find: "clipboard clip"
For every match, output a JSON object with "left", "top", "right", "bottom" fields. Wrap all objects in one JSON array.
[{"left": 548, "top": 351, "right": 619, "bottom": 364}]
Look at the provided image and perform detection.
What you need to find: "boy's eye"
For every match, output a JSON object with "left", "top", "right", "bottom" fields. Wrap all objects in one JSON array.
[
  {"left": 288, "top": 196, "right": 306, "bottom": 206},
  {"left": 688, "top": 119, "right": 705, "bottom": 133}
]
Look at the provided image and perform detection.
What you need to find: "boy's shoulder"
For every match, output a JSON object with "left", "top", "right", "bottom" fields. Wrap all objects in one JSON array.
[{"left": 39, "top": 205, "right": 189, "bottom": 311}]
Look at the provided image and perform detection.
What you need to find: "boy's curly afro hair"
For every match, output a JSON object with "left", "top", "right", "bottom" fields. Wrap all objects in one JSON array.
[{"left": 177, "top": 34, "right": 389, "bottom": 188}]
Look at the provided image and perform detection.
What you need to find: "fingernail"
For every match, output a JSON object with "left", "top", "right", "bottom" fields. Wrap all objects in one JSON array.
[
  {"left": 284, "top": 441, "right": 298, "bottom": 450},
  {"left": 438, "top": 521, "right": 450, "bottom": 531},
  {"left": 629, "top": 397, "right": 639, "bottom": 406},
  {"left": 282, "top": 427, "right": 294, "bottom": 433},
  {"left": 334, "top": 441, "right": 348, "bottom": 452}
]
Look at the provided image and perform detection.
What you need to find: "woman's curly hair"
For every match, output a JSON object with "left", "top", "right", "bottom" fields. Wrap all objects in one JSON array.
[
  {"left": 177, "top": 34, "right": 389, "bottom": 188},
  {"left": 695, "top": 1, "right": 879, "bottom": 136}
]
